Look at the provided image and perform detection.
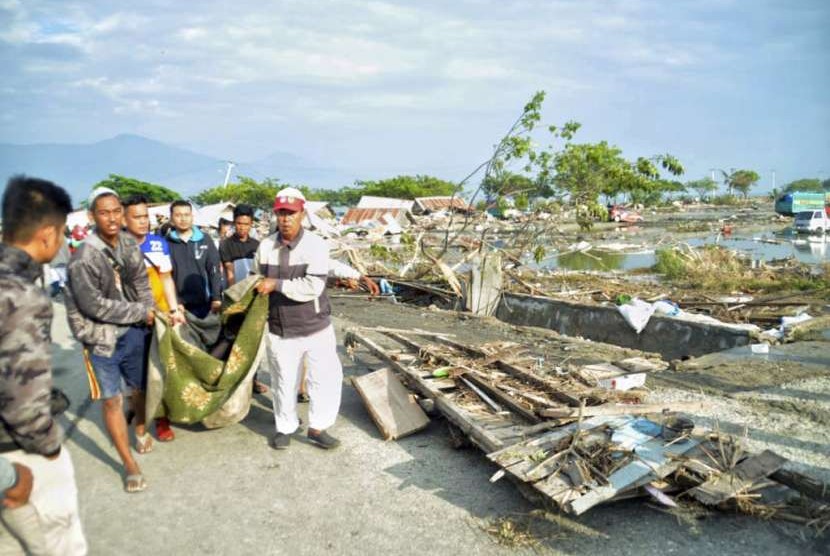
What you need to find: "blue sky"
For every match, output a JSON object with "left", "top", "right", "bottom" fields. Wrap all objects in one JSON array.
[{"left": 1, "top": 0, "right": 827, "bottom": 191}]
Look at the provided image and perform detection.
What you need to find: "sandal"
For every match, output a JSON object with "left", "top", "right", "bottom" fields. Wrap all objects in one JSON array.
[
  {"left": 135, "top": 432, "right": 153, "bottom": 454},
  {"left": 124, "top": 474, "right": 147, "bottom": 493},
  {"left": 155, "top": 417, "right": 175, "bottom": 442}
]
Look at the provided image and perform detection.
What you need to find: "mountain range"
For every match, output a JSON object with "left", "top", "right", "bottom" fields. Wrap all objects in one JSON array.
[{"left": 0, "top": 134, "right": 352, "bottom": 206}]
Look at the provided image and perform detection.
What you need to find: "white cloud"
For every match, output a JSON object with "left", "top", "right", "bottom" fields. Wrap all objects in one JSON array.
[{"left": 1, "top": 0, "right": 827, "bottom": 185}]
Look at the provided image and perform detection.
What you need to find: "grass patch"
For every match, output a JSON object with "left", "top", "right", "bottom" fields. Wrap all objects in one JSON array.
[{"left": 653, "top": 246, "right": 830, "bottom": 295}]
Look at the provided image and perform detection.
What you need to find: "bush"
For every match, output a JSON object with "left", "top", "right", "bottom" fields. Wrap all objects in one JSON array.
[
  {"left": 710, "top": 194, "right": 741, "bottom": 206},
  {"left": 654, "top": 248, "right": 686, "bottom": 279}
]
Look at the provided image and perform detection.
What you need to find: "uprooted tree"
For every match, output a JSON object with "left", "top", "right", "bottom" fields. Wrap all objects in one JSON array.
[{"left": 471, "top": 92, "right": 684, "bottom": 231}]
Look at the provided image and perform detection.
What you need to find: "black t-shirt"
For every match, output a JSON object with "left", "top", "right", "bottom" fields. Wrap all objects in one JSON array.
[
  {"left": 219, "top": 234, "right": 259, "bottom": 263},
  {"left": 219, "top": 235, "right": 260, "bottom": 282}
]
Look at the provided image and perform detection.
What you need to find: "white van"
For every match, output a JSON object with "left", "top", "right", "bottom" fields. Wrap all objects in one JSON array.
[{"left": 794, "top": 210, "right": 830, "bottom": 234}]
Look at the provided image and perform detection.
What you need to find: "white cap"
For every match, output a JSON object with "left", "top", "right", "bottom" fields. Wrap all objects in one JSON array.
[{"left": 88, "top": 187, "right": 119, "bottom": 209}]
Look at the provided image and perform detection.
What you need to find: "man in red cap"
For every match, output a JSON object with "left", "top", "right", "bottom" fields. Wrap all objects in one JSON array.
[{"left": 253, "top": 187, "right": 343, "bottom": 450}]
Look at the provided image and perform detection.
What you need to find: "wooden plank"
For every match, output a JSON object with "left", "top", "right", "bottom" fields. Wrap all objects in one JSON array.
[
  {"left": 351, "top": 368, "right": 430, "bottom": 440},
  {"left": 384, "top": 332, "right": 541, "bottom": 423},
  {"left": 348, "top": 329, "right": 504, "bottom": 452},
  {"left": 579, "top": 363, "right": 627, "bottom": 380},
  {"left": 688, "top": 449, "right": 787, "bottom": 506},
  {"left": 615, "top": 357, "right": 668, "bottom": 373},
  {"left": 541, "top": 401, "right": 705, "bottom": 420}
]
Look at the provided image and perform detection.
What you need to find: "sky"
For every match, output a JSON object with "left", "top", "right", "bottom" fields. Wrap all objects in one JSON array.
[{"left": 1, "top": 0, "right": 828, "bottom": 191}]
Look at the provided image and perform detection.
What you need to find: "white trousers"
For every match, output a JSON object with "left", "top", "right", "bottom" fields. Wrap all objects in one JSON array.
[
  {"left": 0, "top": 447, "right": 87, "bottom": 556},
  {"left": 267, "top": 324, "right": 343, "bottom": 434}
]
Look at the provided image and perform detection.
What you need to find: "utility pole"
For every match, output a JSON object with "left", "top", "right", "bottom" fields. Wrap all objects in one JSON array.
[
  {"left": 770, "top": 169, "right": 776, "bottom": 192},
  {"left": 222, "top": 161, "right": 236, "bottom": 191}
]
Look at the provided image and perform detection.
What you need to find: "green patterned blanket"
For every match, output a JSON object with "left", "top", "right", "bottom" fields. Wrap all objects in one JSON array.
[{"left": 145, "top": 277, "right": 269, "bottom": 428}]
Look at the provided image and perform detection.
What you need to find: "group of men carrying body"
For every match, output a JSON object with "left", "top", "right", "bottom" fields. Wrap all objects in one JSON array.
[{"left": 0, "top": 176, "right": 377, "bottom": 554}]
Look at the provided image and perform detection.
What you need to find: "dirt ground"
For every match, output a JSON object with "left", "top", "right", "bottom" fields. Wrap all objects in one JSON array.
[{"left": 46, "top": 290, "right": 829, "bottom": 556}]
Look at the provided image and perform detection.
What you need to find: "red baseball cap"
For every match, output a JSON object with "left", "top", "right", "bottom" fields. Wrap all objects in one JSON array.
[{"left": 273, "top": 187, "right": 306, "bottom": 213}]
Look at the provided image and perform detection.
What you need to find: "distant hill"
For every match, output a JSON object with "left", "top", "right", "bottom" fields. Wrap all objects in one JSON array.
[{"left": 0, "top": 134, "right": 352, "bottom": 207}]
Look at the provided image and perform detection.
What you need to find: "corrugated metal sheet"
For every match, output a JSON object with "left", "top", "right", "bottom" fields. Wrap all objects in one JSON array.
[
  {"left": 414, "top": 196, "right": 471, "bottom": 213},
  {"left": 341, "top": 208, "right": 410, "bottom": 227},
  {"left": 356, "top": 196, "right": 415, "bottom": 211}
]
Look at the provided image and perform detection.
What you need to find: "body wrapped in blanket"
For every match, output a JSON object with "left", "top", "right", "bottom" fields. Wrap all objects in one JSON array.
[{"left": 145, "top": 276, "right": 270, "bottom": 429}]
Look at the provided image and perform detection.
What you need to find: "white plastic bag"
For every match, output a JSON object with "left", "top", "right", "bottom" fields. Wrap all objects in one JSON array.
[
  {"left": 618, "top": 298, "right": 656, "bottom": 334},
  {"left": 653, "top": 300, "right": 680, "bottom": 316}
]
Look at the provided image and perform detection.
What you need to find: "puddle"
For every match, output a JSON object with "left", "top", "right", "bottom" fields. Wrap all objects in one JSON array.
[
  {"left": 539, "top": 229, "right": 828, "bottom": 271},
  {"left": 546, "top": 250, "right": 653, "bottom": 271},
  {"left": 714, "top": 344, "right": 830, "bottom": 368},
  {"left": 687, "top": 231, "right": 828, "bottom": 265}
]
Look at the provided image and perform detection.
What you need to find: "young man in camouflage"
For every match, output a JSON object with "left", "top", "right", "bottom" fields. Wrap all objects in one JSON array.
[
  {"left": 0, "top": 175, "right": 87, "bottom": 554},
  {"left": 65, "top": 187, "right": 155, "bottom": 493}
]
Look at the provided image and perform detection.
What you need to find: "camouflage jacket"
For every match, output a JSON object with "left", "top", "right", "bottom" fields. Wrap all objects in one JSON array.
[
  {"left": 0, "top": 244, "right": 63, "bottom": 456},
  {"left": 65, "top": 231, "right": 154, "bottom": 357}
]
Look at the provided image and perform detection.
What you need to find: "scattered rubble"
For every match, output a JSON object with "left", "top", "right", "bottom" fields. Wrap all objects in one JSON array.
[{"left": 343, "top": 327, "right": 830, "bottom": 539}]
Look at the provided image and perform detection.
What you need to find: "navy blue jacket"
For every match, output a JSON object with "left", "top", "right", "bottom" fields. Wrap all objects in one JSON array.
[{"left": 166, "top": 227, "right": 222, "bottom": 308}]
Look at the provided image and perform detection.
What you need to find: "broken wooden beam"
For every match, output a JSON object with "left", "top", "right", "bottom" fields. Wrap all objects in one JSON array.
[
  {"left": 567, "top": 432, "right": 701, "bottom": 515},
  {"left": 688, "top": 449, "right": 787, "bottom": 506},
  {"left": 458, "top": 375, "right": 503, "bottom": 413},
  {"left": 462, "top": 372, "right": 541, "bottom": 424},
  {"left": 428, "top": 336, "right": 584, "bottom": 407}
]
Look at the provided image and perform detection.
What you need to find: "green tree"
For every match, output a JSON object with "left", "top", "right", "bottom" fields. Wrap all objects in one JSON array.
[
  {"left": 783, "top": 178, "right": 823, "bottom": 193},
  {"left": 513, "top": 193, "right": 529, "bottom": 211},
  {"left": 90, "top": 174, "right": 181, "bottom": 205},
  {"left": 481, "top": 171, "right": 552, "bottom": 200},
  {"left": 721, "top": 169, "right": 760, "bottom": 199},
  {"left": 551, "top": 142, "right": 683, "bottom": 227},
  {"left": 686, "top": 177, "right": 719, "bottom": 201},
  {"left": 193, "top": 176, "right": 283, "bottom": 209},
  {"left": 355, "top": 175, "right": 457, "bottom": 199},
  {"left": 300, "top": 185, "right": 363, "bottom": 206}
]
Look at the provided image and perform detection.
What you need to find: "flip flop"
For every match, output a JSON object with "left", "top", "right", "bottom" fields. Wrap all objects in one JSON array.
[
  {"left": 124, "top": 474, "right": 147, "bottom": 494},
  {"left": 135, "top": 432, "right": 153, "bottom": 454}
]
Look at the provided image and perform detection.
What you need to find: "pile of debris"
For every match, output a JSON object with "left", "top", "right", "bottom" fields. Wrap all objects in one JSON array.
[{"left": 344, "top": 327, "right": 830, "bottom": 535}]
